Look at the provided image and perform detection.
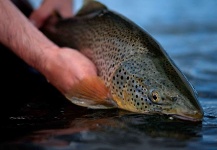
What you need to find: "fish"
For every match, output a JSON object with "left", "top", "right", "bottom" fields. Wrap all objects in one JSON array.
[{"left": 42, "top": 1, "right": 204, "bottom": 121}]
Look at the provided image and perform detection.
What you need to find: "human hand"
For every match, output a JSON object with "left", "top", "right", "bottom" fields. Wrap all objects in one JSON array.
[
  {"left": 29, "top": 0, "right": 73, "bottom": 28},
  {"left": 44, "top": 47, "right": 97, "bottom": 95}
]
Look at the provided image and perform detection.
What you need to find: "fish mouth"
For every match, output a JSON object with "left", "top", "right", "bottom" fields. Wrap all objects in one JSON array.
[{"left": 171, "top": 111, "right": 204, "bottom": 122}]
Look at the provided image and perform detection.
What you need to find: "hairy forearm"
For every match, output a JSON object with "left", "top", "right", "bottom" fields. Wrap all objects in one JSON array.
[
  {"left": 0, "top": 1, "right": 58, "bottom": 74},
  {"left": 0, "top": 0, "right": 98, "bottom": 96}
]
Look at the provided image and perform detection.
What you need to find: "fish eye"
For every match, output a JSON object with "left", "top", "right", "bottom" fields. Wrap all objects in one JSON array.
[{"left": 151, "top": 91, "right": 160, "bottom": 103}]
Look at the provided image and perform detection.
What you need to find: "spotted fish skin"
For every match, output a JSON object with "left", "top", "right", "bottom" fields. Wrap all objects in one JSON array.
[{"left": 43, "top": 1, "right": 203, "bottom": 121}]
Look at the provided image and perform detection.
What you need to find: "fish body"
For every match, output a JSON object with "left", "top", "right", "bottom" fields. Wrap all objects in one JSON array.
[{"left": 43, "top": 1, "right": 203, "bottom": 121}]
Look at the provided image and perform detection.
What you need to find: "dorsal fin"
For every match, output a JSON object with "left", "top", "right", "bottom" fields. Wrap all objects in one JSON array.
[{"left": 76, "top": 0, "right": 108, "bottom": 17}]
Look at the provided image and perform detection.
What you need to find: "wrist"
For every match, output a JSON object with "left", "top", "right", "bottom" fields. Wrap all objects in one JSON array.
[{"left": 38, "top": 45, "right": 61, "bottom": 81}]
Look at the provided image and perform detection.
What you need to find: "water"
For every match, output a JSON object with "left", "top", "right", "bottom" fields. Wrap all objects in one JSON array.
[{"left": 1, "top": 0, "right": 217, "bottom": 149}]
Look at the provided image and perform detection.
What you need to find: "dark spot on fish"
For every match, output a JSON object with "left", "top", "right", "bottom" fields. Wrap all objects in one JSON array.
[
  {"left": 109, "top": 72, "right": 112, "bottom": 77},
  {"left": 172, "top": 97, "right": 178, "bottom": 101}
]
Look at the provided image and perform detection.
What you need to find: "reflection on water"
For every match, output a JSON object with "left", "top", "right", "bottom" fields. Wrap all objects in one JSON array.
[
  {"left": 1, "top": 0, "right": 217, "bottom": 150},
  {"left": 0, "top": 106, "right": 215, "bottom": 150},
  {"left": 1, "top": 109, "right": 204, "bottom": 150}
]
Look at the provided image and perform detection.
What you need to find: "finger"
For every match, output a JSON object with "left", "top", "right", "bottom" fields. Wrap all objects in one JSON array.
[
  {"left": 58, "top": 0, "right": 73, "bottom": 18},
  {"left": 29, "top": 6, "right": 53, "bottom": 28}
]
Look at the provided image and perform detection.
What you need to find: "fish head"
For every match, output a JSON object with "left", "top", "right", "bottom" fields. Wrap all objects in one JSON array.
[
  {"left": 110, "top": 55, "right": 203, "bottom": 122},
  {"left": 143, "top": 80, "right": 204, "bottom": 122}
]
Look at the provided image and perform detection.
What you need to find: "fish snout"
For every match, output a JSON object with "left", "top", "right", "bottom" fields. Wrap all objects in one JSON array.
[{"left": 172, "top": 108, "right": 204, "bottom": 122}]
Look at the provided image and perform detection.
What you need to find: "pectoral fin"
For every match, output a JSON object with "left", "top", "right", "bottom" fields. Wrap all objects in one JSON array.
[{"left": 65, "top": 77, "right": 117, "bottom": 109}]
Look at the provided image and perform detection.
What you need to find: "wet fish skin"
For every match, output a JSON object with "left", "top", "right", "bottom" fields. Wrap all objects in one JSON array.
[{"left": 43, "top": 1, "right": 204, "bottom": 121}]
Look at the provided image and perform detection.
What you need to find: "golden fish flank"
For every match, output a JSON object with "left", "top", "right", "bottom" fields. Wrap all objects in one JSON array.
[{"left": 42, "top": 1, "right": 204, "bottom": 121}]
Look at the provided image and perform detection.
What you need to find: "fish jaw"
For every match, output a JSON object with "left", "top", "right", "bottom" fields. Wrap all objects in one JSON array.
[
  {"left": 163, "top": 108, "right": 204, "bottom": 122},
  {"left": 172, "top": 111, "right": 203, "bottom": 122},
  {"left": 161, "top": 96, "right": 204, "bottom": 122}
]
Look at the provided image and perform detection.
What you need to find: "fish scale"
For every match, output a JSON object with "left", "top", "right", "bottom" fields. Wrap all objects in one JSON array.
[{"left": 42, "top": 1, "right": 203, "bottom": 121}]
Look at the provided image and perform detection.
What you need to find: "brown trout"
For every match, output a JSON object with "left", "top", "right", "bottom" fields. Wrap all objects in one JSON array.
[{"left": 42, "top": 1, "right": 204, "bottom": 121}]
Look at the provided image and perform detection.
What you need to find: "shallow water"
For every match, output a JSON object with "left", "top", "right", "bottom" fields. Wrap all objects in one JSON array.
[{"left": 1, "top": 0, "right": 217, "bottom": 150}]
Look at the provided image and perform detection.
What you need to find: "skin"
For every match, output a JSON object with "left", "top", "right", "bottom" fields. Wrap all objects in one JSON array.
[
  {"left": 29, "top": 0, "right": 73, "bottom": 28},
  {"left": 0, "top": 0, "right": 97, "bottom": 95}
]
